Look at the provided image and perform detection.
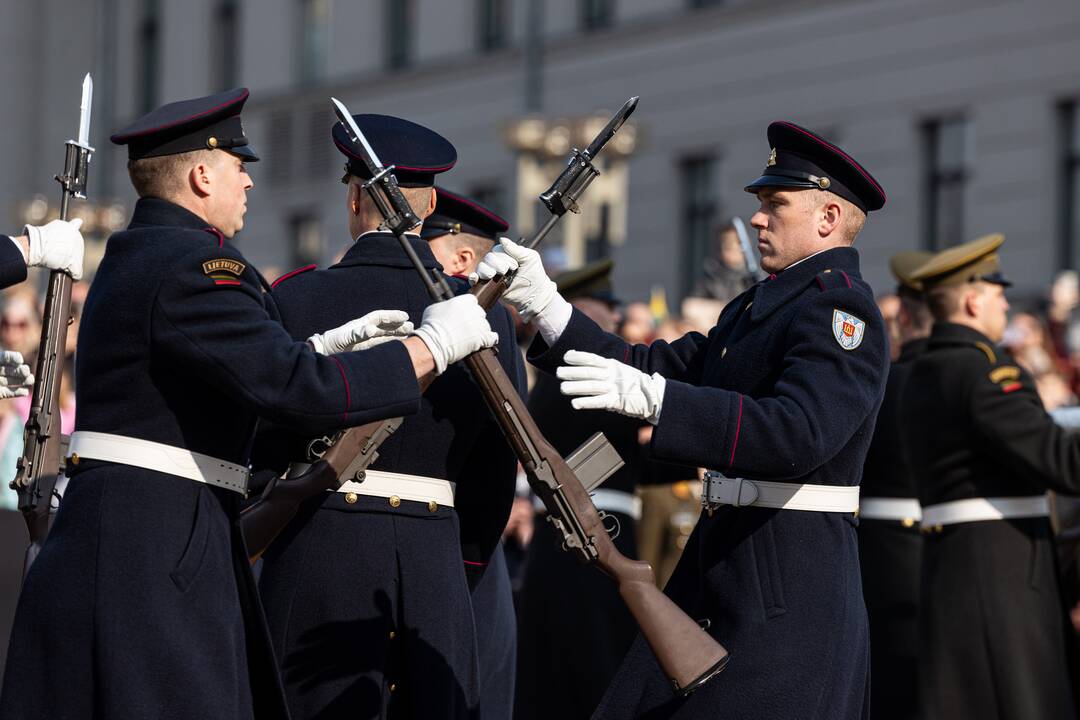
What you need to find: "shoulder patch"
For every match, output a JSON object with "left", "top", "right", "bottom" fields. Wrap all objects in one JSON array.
[
  {"left": 989, "top": 365, "right": 1021, "bottom": 384},
  {"left": 270, "top": 264, "right": 317, "bottom": 289},
  {"left": 202, "top": 259, "right": 246, "bottom": 277},
  {"left": 203, "top": 258, "right": 246, "bottom": 285},
  {"left": 832, "top": 308, "right": 866, "bottom": 350},
  {"left": 973, "top": 341, "right": 997, "bottom": 364}
]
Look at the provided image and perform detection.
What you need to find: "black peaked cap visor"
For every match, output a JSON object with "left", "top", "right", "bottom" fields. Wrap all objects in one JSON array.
[{"left": 420, "top": 188, "right": 508, "bottom": 241}]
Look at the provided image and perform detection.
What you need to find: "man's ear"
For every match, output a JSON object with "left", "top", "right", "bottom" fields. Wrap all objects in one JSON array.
[
  {"left": 190, "top": 160, "right": 212, "bottom": 198},
  {"left": 458, "top": 245, "right": 476, "bottom": 272},
  {"left": 819, "top": 199, "right": 842, "bottom": 238},
  {"left": 962, "top": 286, "right": 982, "bottom": 319},
  {"left": 347, "top": 182, "right": 362, "bottom": 216},
  {"left": 420, "top": 187, "right": 437, "bottom": 219}
]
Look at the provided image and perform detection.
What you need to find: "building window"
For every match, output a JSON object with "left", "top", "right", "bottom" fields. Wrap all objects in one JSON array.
[
  {"left": 1061, "top": 101, "right": 1080, "bottom": 269},
  {"left": 689, "top": 0, "right": 724, "bottom": 7},
  {"left": 922, "top": 116, "right": 971, "bottom": 250},
  {"left": 212, "top": 0, "right": 240, "bottom": 90},
  {"left": 387, "top": 0, "right": 412, "bottom": 70},
  {"left": 679, "top": 154, "right": 719, "bottom": 298},
  {"left": 290, "top": 213, "right": 323, "bottom": 267},
  {"left": 581, "top": 0, "right": 614, "bottom": 32},
  {"left": 477, "top": 0, "right": 508, "bottom": 52},
  {"left": 297, "top": 0, "right": 330, "bottom": 84},
  {"left": 137, "top": 0, "right": 160, "bottom": 114},
  {"left": 267, "top": 111, "right": 294, "bottom": 187},
  {"left": 584, "top": 203, "right": 611, "bottom": 263}
]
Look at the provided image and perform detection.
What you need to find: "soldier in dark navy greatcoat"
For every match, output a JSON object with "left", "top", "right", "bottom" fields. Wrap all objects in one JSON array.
[
  {"left": 476, "top": 121, "right": 890, "bottom": 719},
  {"left": 0, "top": 89, "right": 497, "bottom": 720},
  {"left": 256, "top": 120, "right": 523, "bottom": 720},
  {"left": 422, "top": 186, "right": 522, "bottom": 720},
  {"left": 900, "top": 234, "right": 1080, "bottom": 720},
  {"left": 857, "top": 250, "right": 934, "bottom": 720}
]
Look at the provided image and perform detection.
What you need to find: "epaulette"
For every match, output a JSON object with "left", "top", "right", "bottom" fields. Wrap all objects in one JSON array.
[
  {"left": 972, "top": 341, "right": 997, "bottom": 364},
  {"left": 813, "top": 268, "right": 855, "bottom": 292},
  {"left": 271, "top": 264, "right": 317, "bottom": 289}
]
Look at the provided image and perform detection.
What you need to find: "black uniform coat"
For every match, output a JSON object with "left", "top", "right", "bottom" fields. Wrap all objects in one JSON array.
[
  {"left": 0, "top": 199, "right": 422, "bottom": 720},
  {"left": 515, "top": 370, "right": 641, "bottom": 720},
  {"left": 255, "top": 233, "right": 521, "bottom": 720},
  {"left": 858, "top": 337, "right": 926, "bottom": 720},
  {"left": 900, "top": 322, "right": 1080, "bottom": 720},
  {"left": 529, "top": 247, "right": 887, "bottom": 720},
  {"left": 0, "top": 238, "right": 27, "bottom": 289}
]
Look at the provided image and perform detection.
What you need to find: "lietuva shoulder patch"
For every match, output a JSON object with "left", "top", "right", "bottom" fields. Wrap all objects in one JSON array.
[
  {"left": 203, "top": 258, "right": 246, "bottom": 286},
  {"left": 814, "top": 268, "right": 855, "bottom": 292},
  {"left": 271, "top": 264, "right": 317, "bottom": 289},
  {"left": 989, "top": 365, "right": 1021, "bottom": 384}
]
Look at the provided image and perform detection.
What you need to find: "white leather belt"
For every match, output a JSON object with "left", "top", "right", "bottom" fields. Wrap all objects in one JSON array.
[
  {"left": 68, "top": 431, "right": 249, "bottom": 495},
  {"left": 534, "top": 488, "right": 642, "bottom": 520},
  {"left": 859, "top": 497, "right": 922, "bottom": 523},
  {"left": 920, "top": 495, "right": 1050, "bottom": 529},
  {"left": 701, "top": 471, "right": 859, "bottom": 513},
  {"left": 335, "top": 469, "right": 455, "bottom": 508}
]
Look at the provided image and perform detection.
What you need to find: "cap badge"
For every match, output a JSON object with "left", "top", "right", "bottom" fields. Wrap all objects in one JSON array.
[
  {"left": 207, "top": 136, "right": 219, "bottom": 148},
  {"left": 817, "top": 176, "right": 831, "bottom": 190},
  {"left": 832, "top": 309, "right": 865, "bottom": 351},
  {"left": 767, "top": 148, "right": 777, "bottom": 167}
]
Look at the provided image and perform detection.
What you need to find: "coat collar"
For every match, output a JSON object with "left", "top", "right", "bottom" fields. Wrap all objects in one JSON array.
[
  {"left": 927, "top": 321, "right": 997, "bottom": 351},
  {"left": 750, "top": 246, "right": 862, "bottom": 322},
  {"left": 128, "top": 197, "right": 216, "bottom": 232},
  {"left": 331, "top": 231, "right": 442, "bottom": 272}
]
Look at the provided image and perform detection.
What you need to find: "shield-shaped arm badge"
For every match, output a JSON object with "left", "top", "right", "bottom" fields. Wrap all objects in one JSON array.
[{"left": 832, "top": 308, "right": 866, "bottom": 350}]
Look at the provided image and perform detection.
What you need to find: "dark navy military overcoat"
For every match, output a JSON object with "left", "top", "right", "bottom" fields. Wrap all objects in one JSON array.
[
  {"left": 529, "top": 246, "right": 887, "bottom": 720},
  {"left": 0, "top": 199, "right": 422, "bottom": 720},
  {"left": 255, "top": 232, "right": 521, "bottom": 720},
  {"left": 0, "top": 238, "right": 27, "bottom": 289}
]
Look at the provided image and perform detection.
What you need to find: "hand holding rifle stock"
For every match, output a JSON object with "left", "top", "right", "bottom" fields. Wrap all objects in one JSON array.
[{"left": 327, "top": 95, "right": 729, "bottom": 696}]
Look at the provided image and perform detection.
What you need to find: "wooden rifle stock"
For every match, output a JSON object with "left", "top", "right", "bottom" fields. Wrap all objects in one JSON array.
[{"left": 462, "top": 345, "right": 729, "bottom": 695}]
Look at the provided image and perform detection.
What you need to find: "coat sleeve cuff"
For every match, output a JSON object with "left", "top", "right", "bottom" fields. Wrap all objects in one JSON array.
[{"left": 650, "top": 379, "right": 741, "bottom": 470}]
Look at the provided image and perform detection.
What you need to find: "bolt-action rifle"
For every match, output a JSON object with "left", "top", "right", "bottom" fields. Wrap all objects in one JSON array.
[
  {"left": 11, "top": 74, "right": 94, "bottom": 574},
  {"left": 327, "top": 96, "right": 729, "bottom": 696},
  {"left": 240, "top": 98, "right": 637, "bottom": 560}
]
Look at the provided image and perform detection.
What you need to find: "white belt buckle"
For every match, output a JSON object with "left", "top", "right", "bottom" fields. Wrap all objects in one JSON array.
[{"left": 702, "top": 471, "right": 759, "bottom": 514}]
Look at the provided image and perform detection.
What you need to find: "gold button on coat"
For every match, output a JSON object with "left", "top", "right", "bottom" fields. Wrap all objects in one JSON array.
[
  {"left": 344, "top": 492, "right": 358, "bottom": 504},
  {"left": 428, "top": 500, "right": 438, "bottom": 512},
  {"left": 389, "top": 495, "right": 401, "bottom": 508}
]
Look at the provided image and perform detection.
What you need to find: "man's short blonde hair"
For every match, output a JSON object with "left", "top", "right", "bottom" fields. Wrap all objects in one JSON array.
[
  {"left": 803, "top": 189, "right": 867, "bottom": 243},
  {"left": 127, "top": 149, "right": 218, "bottom": 199}
]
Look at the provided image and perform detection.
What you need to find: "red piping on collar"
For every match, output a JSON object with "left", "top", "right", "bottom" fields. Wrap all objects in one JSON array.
[
  {"left": 271, "top": 264, "right": 317, "bottom": 288},
  {"left": 839, "top": 270, "right": 852, "bottom": 288},
  {"left": 204, "top": 227, "right": 225, "bottom": 247},
  {"left": 463, "top": 560, "right": 488, "bottom": 567},
  {"left": 114, "top": 90, "right": 248, "bottom": 140}
]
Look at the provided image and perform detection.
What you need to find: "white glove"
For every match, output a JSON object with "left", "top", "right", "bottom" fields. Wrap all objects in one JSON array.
[
  {"left": 309, "top": 310, "right": 414, "bottom": 355},
  {"left": 411, "top": 294, "right": 498, "bottom": 375},
  {"left": 470, "top": 238, "right": 569, "bottom": 324},
  {"left": 23, "top": 218, "right": 84, "bottom": 280},
  {"left": 0, "top": 350, "right": 33, "bottom": 400},
  {"left": 556, "top": 349, "right": 666, "bottom": 424}
]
